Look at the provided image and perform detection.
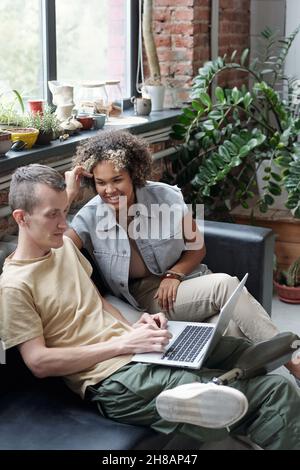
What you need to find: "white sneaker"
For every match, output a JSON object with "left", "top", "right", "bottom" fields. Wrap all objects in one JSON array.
[{"left": 156, "top": 382, "right": 248, "bottom": 429}]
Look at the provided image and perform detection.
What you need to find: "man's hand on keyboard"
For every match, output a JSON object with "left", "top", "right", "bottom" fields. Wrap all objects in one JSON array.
[{"left": 132, "top": 312, "right": 168, "bottom": 330}]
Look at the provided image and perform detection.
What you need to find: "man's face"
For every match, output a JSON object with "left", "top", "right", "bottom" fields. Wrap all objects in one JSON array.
[{"left": 23, "top": 184, "right": 68, "bottom": 252}]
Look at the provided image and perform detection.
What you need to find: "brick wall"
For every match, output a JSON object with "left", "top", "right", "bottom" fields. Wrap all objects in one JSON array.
[
  {"left": 145, "top": 0, "right": 250, "bottom": 104},
  {"left": 218, "top": 0, "right": 251, "bottom": 88}
]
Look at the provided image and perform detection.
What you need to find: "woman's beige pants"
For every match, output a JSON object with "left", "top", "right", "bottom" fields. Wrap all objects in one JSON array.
[{"left": 130, "top": 273, "right": 279, "bottom": 343}]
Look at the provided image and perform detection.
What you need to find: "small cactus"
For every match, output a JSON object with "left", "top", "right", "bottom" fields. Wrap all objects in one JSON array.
[{"left": 286, "top": 257, "right": 300, "bottom": 287}]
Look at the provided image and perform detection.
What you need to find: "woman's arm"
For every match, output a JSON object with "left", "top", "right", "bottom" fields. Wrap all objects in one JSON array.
[
  {"left": 64, "top": 166, "right": 94, "bottom": 249},
  {"left": 154, "top": 215, "right": 206, "bottom": 313},
  {"left": 64, "top": 227, "right": 83, "bottom": 250},
  {"left": 64, "top": 166, "right": 93, "bottom": 209},
  {"left": 101, "top": 296, "right": 131, "bottom": 326},
  {"left": 169, "top": 216, "right": 206, "bottom": 275}
]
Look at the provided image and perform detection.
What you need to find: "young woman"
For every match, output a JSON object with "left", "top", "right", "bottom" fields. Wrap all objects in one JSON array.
[{"left": 65, "top": 130, "right": 279, "bottom": 343}]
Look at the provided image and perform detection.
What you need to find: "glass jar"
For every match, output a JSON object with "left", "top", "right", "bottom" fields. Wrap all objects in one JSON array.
[
  {"left": 76, "top": 81, "right": 109, "bottom": 115},
  {"left": 105, "top": 80, "right": 123, "bottom": 117}
]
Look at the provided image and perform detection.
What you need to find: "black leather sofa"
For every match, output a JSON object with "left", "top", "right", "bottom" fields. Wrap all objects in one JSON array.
[{"left": 0, "top": 221, "right": 275, "bottom": 450}]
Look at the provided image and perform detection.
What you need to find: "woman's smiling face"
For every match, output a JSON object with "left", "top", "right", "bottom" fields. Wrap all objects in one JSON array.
[{"left": 93, "top": 160, "right": 135, "bottom": 213}]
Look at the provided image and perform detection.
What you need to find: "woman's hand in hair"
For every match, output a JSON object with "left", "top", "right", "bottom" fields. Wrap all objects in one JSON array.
[{"left": 65, "top": 166, "right": 93, "bottom": 203}]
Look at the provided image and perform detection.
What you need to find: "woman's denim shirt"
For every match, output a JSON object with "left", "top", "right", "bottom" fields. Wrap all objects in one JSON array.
[{"left": 71, "top": 181, "right": 189, "bottom": 309}]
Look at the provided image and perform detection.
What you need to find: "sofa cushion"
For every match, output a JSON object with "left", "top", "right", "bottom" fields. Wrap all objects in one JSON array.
[{"left": 0, "top": 349, "right": 169, "bottom": 450}]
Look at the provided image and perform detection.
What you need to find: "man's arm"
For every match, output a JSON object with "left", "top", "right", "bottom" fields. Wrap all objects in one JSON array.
[
  {"left": 19, "top": 323, "right": 171, "bottom": 379},
  {"left": 101, "top": 295, "right": 168, "bottom": 330},
  {"left": 18, "top": 335, "right": 126, "bottom": 378}
]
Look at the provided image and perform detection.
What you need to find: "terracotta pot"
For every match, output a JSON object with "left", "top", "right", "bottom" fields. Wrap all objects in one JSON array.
[
  {"left": 76, "top": 115, "right": 94, "bottom": 130},
  {"left": 28, "top": 100, "right": 44, "bottom": 115},
  {"left": 273, "top": 280, "right": 300, "bottom": 304}
]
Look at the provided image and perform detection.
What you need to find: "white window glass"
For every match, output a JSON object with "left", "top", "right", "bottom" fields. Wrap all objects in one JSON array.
[
  {"left": 0, "top": 0, "right": 44, "bottom": 100},
  {"left": 56, "top": 0, "right": 130, "bottom": 97}
]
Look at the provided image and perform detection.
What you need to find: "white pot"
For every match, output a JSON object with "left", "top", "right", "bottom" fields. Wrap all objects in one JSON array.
[
  {"left": 142, "top": 85, "right": 165, "bottom": 111},
  {"left": 55, "top": 104, "right": 75, "bottom": 122}
]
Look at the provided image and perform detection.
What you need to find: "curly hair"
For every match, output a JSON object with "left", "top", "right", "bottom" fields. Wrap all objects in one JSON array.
[{"left": 72, "top": 130, "right": 153, "bottom": 188}]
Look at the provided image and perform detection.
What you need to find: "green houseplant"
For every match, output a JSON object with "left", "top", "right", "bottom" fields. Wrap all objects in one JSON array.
[
  {"left": 0, "top": 89, "right": 25, "bottom": 127},
  {"left": 25, "top": 105, "right": 61, "bottom": 145},
  {"left": 168, "top": 26, "right": 300, "bottom": 219},
  {"left": 274, "top": 257, "right": 300, "bottom": 303}
]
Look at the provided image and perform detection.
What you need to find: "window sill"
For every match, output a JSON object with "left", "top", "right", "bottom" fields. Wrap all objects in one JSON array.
[{"left": 0, "top": 108, "right": 181, "bottom": 174}]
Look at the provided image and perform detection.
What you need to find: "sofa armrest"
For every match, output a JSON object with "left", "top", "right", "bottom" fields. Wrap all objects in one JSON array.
[{"left": 203, "top": 220, "right": 275, "bottom": 315}]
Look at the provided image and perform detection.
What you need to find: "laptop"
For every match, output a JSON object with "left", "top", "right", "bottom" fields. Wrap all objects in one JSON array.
[{"left": 133, "top": 273, "right": 248, "bottom": 369}]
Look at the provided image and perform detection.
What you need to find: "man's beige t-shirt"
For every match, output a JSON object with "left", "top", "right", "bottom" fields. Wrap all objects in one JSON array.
[{"left": 0, "top": 237, "right": 133, "bottom": 398}]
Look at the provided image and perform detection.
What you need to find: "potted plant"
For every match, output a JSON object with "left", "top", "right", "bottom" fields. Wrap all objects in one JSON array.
[
  {"left": 25, "top": 105, "right": 61, "bottom": 145},
  {"left": 167, "top": 26, "right": 300, "bottom": 220},
  {"left": 141, "top": 0, "right": 165, "bottom": 111},
  {"left": 0, "top": 89, "right": 25, "bottom": 128},
  {"left": 274, "top": 257, "right": 300, "bottom": 304},
  {"left": 0, "top": 130, "right": 12, "bottom": 156}
]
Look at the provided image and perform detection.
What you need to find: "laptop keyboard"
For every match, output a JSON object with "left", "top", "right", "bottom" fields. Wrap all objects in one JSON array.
[{"left": 162, "top": 325, "right": 213, "bottom": 362}]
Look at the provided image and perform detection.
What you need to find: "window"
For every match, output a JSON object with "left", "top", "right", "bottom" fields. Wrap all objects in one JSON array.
[
  {"left": 56, "top": 0, "right": 131, "bottom": 97},
  {"left": 0, "top": 0, "right": 136, "bottom": 103},
  {"left": 0, "top": 0, "right": 44, "bottom": 99}
]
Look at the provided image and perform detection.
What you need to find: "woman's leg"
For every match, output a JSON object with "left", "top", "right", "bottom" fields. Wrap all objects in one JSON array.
[{"left": 131, "top": 273, "right": 279, "bottom": 342}]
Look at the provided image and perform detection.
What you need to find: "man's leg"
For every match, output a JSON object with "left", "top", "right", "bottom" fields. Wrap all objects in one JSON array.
[
  {"left": 87, "top": 357, "right": 300, "bottom": 449},
  {"left": 230, "top": 373, "right": 300, "bottom": 450},
  {"left": 156, "top": 337, "right": 300, "bottom": 449},
  {"left": 86, "top": 338, "right": 261, "bottom": 441},
  {"left": 157, "top": 372, "right": 300, "bottom": 450},
  {"left": 131, "top": 273, "right": 278, "bottom": 342},
  {"left": 87, "top": 362, "right": 236, "bottom": 443}
]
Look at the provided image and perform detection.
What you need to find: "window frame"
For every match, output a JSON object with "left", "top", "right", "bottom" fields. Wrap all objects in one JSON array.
[{"left": 41, "top": 0, "right": 138, "bottom": 106}]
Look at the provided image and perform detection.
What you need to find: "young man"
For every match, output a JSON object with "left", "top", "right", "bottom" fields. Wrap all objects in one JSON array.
[{"left": 1, "top": 164, "right": 300, "bottom": 450}]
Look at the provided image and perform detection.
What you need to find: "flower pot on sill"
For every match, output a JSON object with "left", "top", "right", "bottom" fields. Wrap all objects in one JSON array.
[
  {"left": 142, "top": 85, "right": 165, "bottom": 111},
  {"left": 0, "top": 130, "right": 12, "bottom": 156},
  {"left": 8, "top": 127, "right": 39, "bottom": 149},
  {"left": 35, "top": 130, "right": 53, "bottom": 146},
  {"left": 273, "top": 280, "right": 300, "bottom": 304}
]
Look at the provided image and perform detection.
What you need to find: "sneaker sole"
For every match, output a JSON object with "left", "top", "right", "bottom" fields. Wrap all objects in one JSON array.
[{"left": 156, "top": 383, "right": 248, "bottom": 429}]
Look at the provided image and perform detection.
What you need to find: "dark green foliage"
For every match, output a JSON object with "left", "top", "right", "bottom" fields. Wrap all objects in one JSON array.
[{"left": 164, "top": 25, "right": 300, "bottom": 219}]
